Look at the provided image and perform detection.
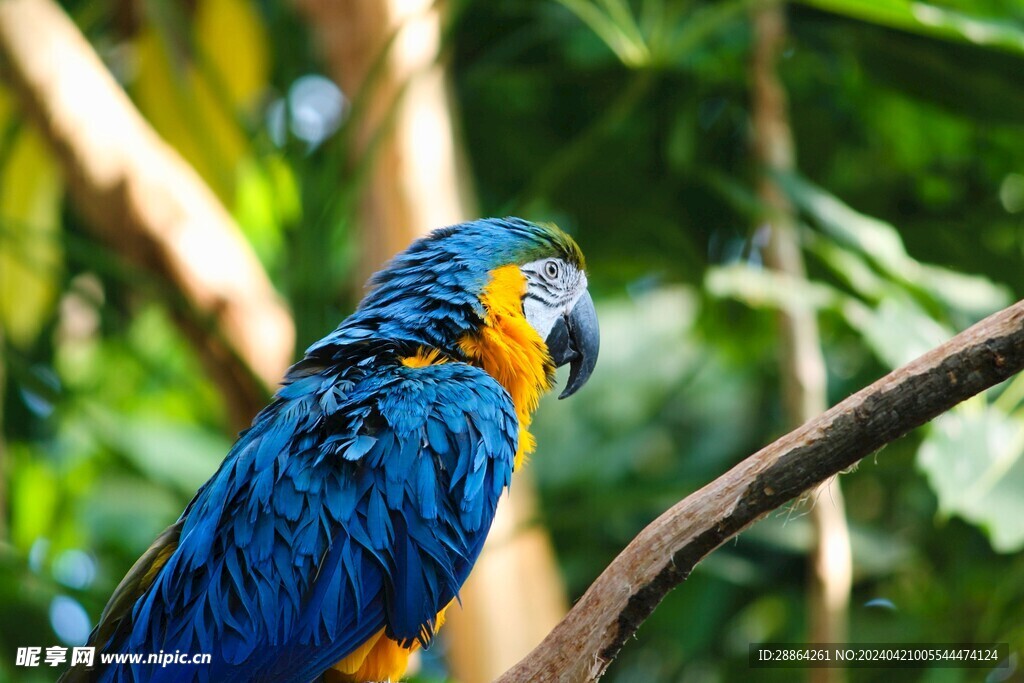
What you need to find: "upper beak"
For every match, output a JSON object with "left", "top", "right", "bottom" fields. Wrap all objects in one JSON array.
[{"left": 544, "top": 290, "right": 600, "bottom": 399}]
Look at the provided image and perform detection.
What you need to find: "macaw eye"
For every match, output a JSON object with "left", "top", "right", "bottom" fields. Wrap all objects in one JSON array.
[{"left": 544, "top": 259, "right": 560, "bottom": 280}]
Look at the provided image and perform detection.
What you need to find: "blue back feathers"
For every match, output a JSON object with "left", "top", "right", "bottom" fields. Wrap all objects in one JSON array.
[{"left": 83, "top": 218, "right": 575, "bottom": 683}]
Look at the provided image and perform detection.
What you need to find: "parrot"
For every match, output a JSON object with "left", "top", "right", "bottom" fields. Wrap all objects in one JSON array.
[{"left": 62, "top": 217, "right": 600, "bottom": 683}]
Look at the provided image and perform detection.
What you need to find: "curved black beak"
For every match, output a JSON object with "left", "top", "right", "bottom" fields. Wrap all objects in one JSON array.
[{"left": 545, "top": 290, "right": 600, "bottom": 399}]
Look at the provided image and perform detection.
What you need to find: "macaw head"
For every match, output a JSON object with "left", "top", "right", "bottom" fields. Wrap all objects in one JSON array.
[
  {"left": 515, "top": 234, "right": 599, "bottom": 398},
  {"left": 350, "top": 217, "right": 600, "bottom": 400}
]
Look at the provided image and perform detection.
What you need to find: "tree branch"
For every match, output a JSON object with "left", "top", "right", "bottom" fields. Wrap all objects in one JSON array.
[
  {"left": 0, "top": 0, "right": 295, "bottom": 431},
  {"left": 495, "top": 298, "right": 1024, "bottom": 682}
]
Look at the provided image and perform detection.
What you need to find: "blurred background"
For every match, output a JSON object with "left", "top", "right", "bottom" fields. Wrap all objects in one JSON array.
[{"left": 1, "top": 0, "right": 1023, "bottom": 681}]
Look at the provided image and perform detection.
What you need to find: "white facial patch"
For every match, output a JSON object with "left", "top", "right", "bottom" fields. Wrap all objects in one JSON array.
[{"left": 520, "top": 258, "right": 587, "bottom": 340}]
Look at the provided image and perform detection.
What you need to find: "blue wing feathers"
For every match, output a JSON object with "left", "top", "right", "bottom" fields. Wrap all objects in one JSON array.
[
  {"left": 343, "top": 434, "right": 377, "bottom": 461},
  {"left": 89, "top": 336, "right": 516, "bottom": 683}
]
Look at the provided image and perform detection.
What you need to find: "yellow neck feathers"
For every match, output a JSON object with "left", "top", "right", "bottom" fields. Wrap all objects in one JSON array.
[{"left": 459, "top": 265, "right": 554, "bottom": 469}]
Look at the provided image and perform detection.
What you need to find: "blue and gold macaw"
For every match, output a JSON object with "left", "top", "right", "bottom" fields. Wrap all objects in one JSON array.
[{"left": 65, "top": 218, "right": 599, "bottom": 683}]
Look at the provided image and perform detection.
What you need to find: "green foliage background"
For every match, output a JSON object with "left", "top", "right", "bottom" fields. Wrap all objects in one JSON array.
[{"left": 1, "top": 1, "right": 1023, "bottom": 681}]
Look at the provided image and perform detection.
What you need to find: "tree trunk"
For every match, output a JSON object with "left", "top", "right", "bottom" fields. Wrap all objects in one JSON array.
[
  {"left": 750, "top": 6, "right": 851, "bottom": 681},
  {"left": 0, "top": 0, "right": 295, "bottom": 433}
]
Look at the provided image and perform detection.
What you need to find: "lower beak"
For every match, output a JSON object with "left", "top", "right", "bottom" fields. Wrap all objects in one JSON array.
[{"left": 544, "top": 290, "right": 600, "bottom": 399}]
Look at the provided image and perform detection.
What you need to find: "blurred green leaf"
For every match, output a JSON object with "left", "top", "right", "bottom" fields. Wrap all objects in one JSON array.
[
  {"left": 83, "top": 476, "right": 183, "bottom": 553},
  {"left": 536, "top": 287, "right": 707, "bottom": 485},
  {"left": 919, "top": 404, "right": 1024, "bottom": 552},
  {"left": 842, "top": 293, "right": 951, "bottom": 368},
  {"left": 10, "top": 446, "right": 59, "bottom": 550},
  {"left": 0, "top": 119, "right": 63, "bottom": 348},
  {"left": 786, "top": 175, "right": 1011, "bottom": 319},
  {"left": 706, "top": 263, "right": 844, "bottom": 313},
  {"left": 194, "top": 0, "right": 270, "bottom": 110},
  {"left": 784, "top": 174, "right": 912, "bottom": 273},
  {"left": 132, "top": 0, "right": 270, "bottom": 205},
  {"left": 796, "top": 0, "right": 1024, "bottom": 54},
  {"left": 915, "top": 262, "right": 1011, "bottom": 318},
  {"left": 556, "top": 0, "right": 652, "bottom": 66},
  {"left": 235, "top": 158, "right": 294, "bottom": 270},
  {"left": 556, "top": 0, "right": 767, "bottom": 68},
  {"left": 744, "top": 514, "right": 916, "bottom": 578},
  {"left": 856, "top": 30, "right": 1024, "bottom": 125},
  {"left": 805, "top": 231, "right": 888, "bottom": 299},
  {"left": 91, "top": 412, "right": 230, "bottom": 495}
]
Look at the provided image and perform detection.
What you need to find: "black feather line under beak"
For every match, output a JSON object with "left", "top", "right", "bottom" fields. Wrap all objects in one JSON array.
[{"left": 545, "top": 290, "right": 600, "bottom": 399}]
